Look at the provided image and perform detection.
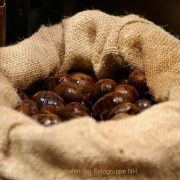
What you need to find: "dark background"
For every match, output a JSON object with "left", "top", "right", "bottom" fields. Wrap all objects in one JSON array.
[{"left": 6, "top": 0, "right": 180, "bottom": 44}]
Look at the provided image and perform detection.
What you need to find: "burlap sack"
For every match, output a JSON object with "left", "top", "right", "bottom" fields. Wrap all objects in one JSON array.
[{"left": 0, "top": 10, "right": 180, "bottom": 180}]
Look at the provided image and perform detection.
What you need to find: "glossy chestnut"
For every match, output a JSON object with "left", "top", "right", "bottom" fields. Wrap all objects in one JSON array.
[
  {"left": 111, "top": 113, "right": 132, "bottom": 120},
  {"left": 45, "top": 73, "right": 75, "bottom": 91},
  {"left": 31, "top": 113, "right": 61, "bottom": 126},
  {"left": 128, "top": 70, "right": 148, "bottom": 93},
  {"left": 90, "top": 79, "right": 117, "bottom": 104},
  {"left": 31, "top": 91, "right": 65, "bottom": 110},
  {"left": 71, "top": 72, "right": 96, "bottom": 94},
  {"left": 17, "top": 90, "right": 28, "bottom": 104},
  {"left": 56, "top": 106, "right": 88, "bottom": 121},
  {"left": 113, "top": 85, "right": 139, "bottom": 103},
  {"left": 66, "top": 102, "right": 91, "bottom": 115},
  {"left": 107, "top": 102, "right": 140, "bottom": 120},
  {"left": 92, "top": 92, "right": 126, "bottom": 120},
  {"left": 134, "top": 99, "right": 153, "bottom": 112},
  {"left": 16, "top": 99, "right": 39, "bottom": 116},
  {"left": 54, "top": 82, "right": 83, "bottom": 104}
]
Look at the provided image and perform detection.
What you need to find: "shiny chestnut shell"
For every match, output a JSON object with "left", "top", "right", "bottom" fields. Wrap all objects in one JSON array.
[
  {"left": 17, "top": 90, "right": 28, "bottom": 104},
  {"left": 111, "top": 113, "right": 131, "bottom": 120},
  {"left": 90, "top": 79, "right": 117, "bottom": 104},
  {"left": 40, "top": 105, "right": 59, "bottom": 114},
  {"left": 54, "top": 82, "right": 83, "bottom": 104},
  {"left": 134, "top": 99, "right": 153, "bottom": 112},
  {"left": 107, "top": 102, "right": 140, "bottom": 120},
  {"left": 92, "top": 92, "right": 126, "bottom": 120},
  {"left": 128, "top": 70, "right": 148, "bottom": 93},
  {"left": 80, "top": 94, "right": 92, "bottom": 110},
  {"left": 16, "top": 99, "right": 39, "bottom": 116},
  {"left": 31, "top": 113, "right": 61, "bottom": 126},
  {"left": 56, "top": 107, "right": 88, "bottom": 121},
  {"left": 113, "top": 85, "right": 139, "bottom": 103},
  {"left": 45, "top": 73, "right": 75, "bottom": 91},
  {"left": 66, "top": 102, "right": 91, "bottom": 116},
  {"left": 71, "top": 72, "right": 96, "bottom": 94},
  {"left": 31, "top": 91, "right": 65, "bottom": 110}
]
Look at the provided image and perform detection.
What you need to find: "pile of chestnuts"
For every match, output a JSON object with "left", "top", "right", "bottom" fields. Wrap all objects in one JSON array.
[{"left": 15, "top": 70, "right": 156, "bottom": 126}]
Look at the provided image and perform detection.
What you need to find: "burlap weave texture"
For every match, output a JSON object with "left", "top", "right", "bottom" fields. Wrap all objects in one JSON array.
[{"left": 0, "top": 10, "right": 180, "bottom": 180}]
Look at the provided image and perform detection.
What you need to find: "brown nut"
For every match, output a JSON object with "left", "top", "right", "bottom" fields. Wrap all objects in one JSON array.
[
  {"left": 56, "top": 106, "right": 88, "bottom": 121},
  {"left": 45, "top": 73, "right": 75, "bottom": 91},
  {"left": 111, "top": 113, "right": 132, "bottom": 120},
  {"left": 128, "top": 70, "right": 148, "bottom": 93},
  {"left": 80, "top": 94, "right": 92, "bottom": 110},
  {"left": 134, "top": 99, "right": 153, "bottom": 112},
  {"left": 17, "top": 90, "right": 28, "bottom": 104},
  {"left": 71, "top": 72, "right": 96, "bottom": 94},
  {"left": 54, "top": 82, "right": 83, "bottom": 104},
  {"left": 113, "top": 85, "right": 139, "bottom": 103},
  {"left": 31, "top": 113, "right": 61, "bottom": 126},
  {"left": 66, "top": 102, "right": 91, "bottom": 116},
  {"left": 92, "top": 92, "right": 126, "bottom": 120},
  {"left": 31, "top": 91, "right": 65, "bottom": 110},
  {"left": 40, "top": 105, "right": 60, "bottom": 114},
  {"left": 90, "top": 79, "right": 117, "bottom": 104},
  {"left": 107, "top": 102, "right": 140, "bottom": 120},
  {"left": 16, "top": 99, "right": 39, "bottom": 116}
]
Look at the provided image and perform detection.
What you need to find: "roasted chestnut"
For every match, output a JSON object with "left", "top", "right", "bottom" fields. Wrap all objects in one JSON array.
[
  {"left": 92, "top": 92, "right": 126, "bottom": 120},
  {"left": 45, "top": 73, "right": 75, "bottom": 91},
  {"left": 134, "top": 99, "right": 153, "bottom": 112},
  {"left": 56, "top": 106, "right": 88, "bottom": 121},
  {"left": 40, "top": 105, "right": 58, "bottom": 114},
  {"left": 17, "top": 90, "right": 28, "bottom": 104},
  {"left": 111, "top": 113, "right": 131, "bottom": 120},
  {"left": 16, "top": 99, "right": 39, "bottom": 116},
  {"left": 71, "top": 72, "right": 96, "bottom": 94},
  {"left": 54, "top": 82, "right": 83, "bottom": 104},
  {"left": 80, "top": 94, "right": 92, "bottom": 110},
  {"left": 106, "top": 102, "right": 140, "bottom": 120},
  {"left": 90, "top": 79, "right": 117, "bottom": 104},
  {"left": 31, "top": 91, "right": 65, "bottom": 110},
  {"left": 66, "top": 102, "right": 91, "bottom": 116},
  {"left": 31, "top": 113, "right": 61, "bottom": 126},
  {"left": 128, "top": 70, "right": 148, "bottom": 93},
  {"left": 113, "top": 85, "right": 139, "bottom": 103}
]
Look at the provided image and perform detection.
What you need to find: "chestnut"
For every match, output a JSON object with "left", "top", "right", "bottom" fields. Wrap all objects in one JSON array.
[
  {"left": 106, "top": 102, "right": 140, "bottom": 120},
  {"left": 128, "top": 70, "right": 148, "bottom": 93},
  {"left": 31, "top": 91, "right": 65, "bottom": 110},
  {"left": 40, "top": 105, "right": 58, "bottom": 114},
  {"left": 31, "top": 90, "right": 46, "bottom": 99},
  {"left": 111, "top": 113, "right": 131, "bottom": 120},
  {"left": 31, "top": 113, "right": 61, "bottom": 126},
  {"left": 16, "top": 99, "right": 39, "bottom": 116},
  {"left": 113, "top": 85, "right": 139, "bottom": 103},
  {"left": 45, "top": 73, "right": 75, "bottom": 91},
  {"left": 92, "top": 92, "right": 126, "bottom": 120},
  {"left": 71, "top": 72, "right": 96, "bottom": 94},
  {"left": 17, "top": 90, "right": 28, "bottom": 104},
  {"left": 90, "top": 79, "right": 117, "bottom": 104},
  {"left": 66, "top": 102, "right": 91, "bottom": 116},
  {"left": 54, "top": 82, "right": 83, "bottom": 104},
  {"left": 56, "top": 106, "right": 88, "bottom": 121},
  {"left": 80, "top": 94, "right": 92, "bottom": 110},
  {"left": 134, "top": 99, "right": 153, "bottom": 112}
]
